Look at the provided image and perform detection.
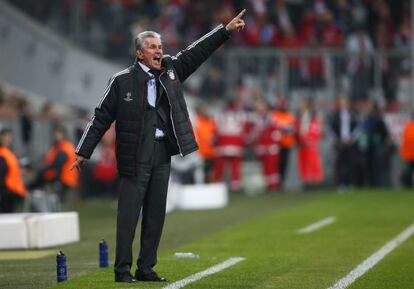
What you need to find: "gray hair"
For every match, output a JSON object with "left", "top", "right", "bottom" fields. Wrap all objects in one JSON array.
[{"left": 134, "top": 31, "right": 161, "bottom": 51}]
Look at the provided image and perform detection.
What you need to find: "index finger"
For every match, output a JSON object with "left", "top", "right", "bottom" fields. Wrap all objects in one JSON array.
[
  {"left": 69, "top": 159, "right": 81, "bottom": 171},
  {"left": 235, "top": 9, "right": 246, "bottom": 19},
  {"left": 69, "top": 162, "right": 77, "bottom": 171}
]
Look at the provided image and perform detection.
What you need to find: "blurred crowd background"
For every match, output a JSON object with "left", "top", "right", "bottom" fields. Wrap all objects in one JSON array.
[
  {"left": 1, "top": 0, "right": 414, "bottom": 212},
  {"left": 8, "top": 0, "right": 412, "bottom": 59}
]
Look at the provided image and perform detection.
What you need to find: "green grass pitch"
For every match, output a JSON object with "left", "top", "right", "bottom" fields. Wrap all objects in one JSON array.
[{"left": 0, "top": 190, "right": 413, "bottom": 289}]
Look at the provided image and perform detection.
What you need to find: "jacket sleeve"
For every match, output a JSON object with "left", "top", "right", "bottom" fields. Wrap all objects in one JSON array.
[
  {"left": 171, "top": 24, "right": 231, "bottom": 82},
  {"left": 75, "top": 76, "right": 118, "bottom": 159}
]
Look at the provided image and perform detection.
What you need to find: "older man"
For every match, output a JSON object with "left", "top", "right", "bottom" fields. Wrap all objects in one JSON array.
[{"left": 71, "top": 9, "right": 246, "bottom": 283}]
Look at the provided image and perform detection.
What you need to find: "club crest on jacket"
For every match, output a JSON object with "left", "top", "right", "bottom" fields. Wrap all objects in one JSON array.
[{"left": 167, "top": 70, "right": 175, "bottom": 80}]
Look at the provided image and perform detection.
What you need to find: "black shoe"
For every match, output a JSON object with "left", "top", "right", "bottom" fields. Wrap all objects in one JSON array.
[
  {"left": 135, "top": 271, "right": 167, "bottom": 282},
  {"left": 115, "top": 272, "right": 137, "bottom": 283}
]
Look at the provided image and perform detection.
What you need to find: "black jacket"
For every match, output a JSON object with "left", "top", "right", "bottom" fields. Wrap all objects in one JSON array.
[
  {"left": 76, "top": 24, "right": 230, "bottom": 176},
  {"left": 330, "top": 109, "right": 359, "bottom": 143}
]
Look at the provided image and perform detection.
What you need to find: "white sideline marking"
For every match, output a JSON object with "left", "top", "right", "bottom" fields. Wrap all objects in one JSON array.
[
  {"left": 327, "top": 222, "right": 414, "bottom": 289},
  {"left": 162, "top": 257, "right": 245, "bottom": 289},
  {"left": 297, "top": 216, "right": 337, "bottom": 234}
]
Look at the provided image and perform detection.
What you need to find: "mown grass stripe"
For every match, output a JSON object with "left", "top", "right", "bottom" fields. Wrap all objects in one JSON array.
[
  {"left": 162, "top": 257, "right": 245, "bottom": 289},
  {"left": 327, "top": 222, "right": 414, "bottom": 289},
  {"left": 297, "top": 216, "right": 337, "bottom": 234}
]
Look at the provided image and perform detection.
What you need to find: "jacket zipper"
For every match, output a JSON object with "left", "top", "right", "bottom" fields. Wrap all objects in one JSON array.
[
  {"left": 135, "top": 78, "right": 146, "bottom": 172},
  {"left": 159, "top": 73, "right": 183, "bottom": 156}
]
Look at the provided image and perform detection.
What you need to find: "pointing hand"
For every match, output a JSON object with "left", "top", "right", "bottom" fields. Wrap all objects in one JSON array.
[{"left": 225, "top": 9, "right": 246, "bottom": 32}]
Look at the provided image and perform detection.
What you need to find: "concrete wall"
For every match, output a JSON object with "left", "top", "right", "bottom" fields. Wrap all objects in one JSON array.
[{"left": 0, "top": 1, "right": 122, "bottom": 109}]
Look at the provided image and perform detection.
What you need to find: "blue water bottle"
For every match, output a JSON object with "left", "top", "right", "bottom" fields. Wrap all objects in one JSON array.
[
  {"left": 99, "top": 239, "right": 109, "bottom": 268},
  {"left": 56, "top": 251, "right": 67, "bottom": 282}
]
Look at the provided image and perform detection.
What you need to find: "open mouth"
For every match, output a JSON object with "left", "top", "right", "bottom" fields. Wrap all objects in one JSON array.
[{"left": 154, "top": 56, "right": 161, "bottom": 65}]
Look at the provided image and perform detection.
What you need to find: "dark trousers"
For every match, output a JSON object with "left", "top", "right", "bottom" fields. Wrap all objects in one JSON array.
[
  {"left": 335, "top": 145, "right": 364, "bottom": 186},
  {"left": 203, "top": 159, "right": 214, "bottom": 183},
  {"left": 0, "top": 192, "right": 21, "bottom": 213},
  {"left": 366, "top": 147, "right": 385, "bottom": 187},
  {"left": 335, "top": 145, "right": 358, "bottom": 187},
  {"left": 279, "top": 148, "right": 290, "bottom": 185},
  {"left": 114, "top": 140, "right": 171, "bottom": 275},
  {"left": 401, "top": 161, "right": 414, "bottom": 188}
]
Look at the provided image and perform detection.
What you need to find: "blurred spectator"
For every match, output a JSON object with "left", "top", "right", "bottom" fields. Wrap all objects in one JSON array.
[
  {"left": 214, "top": 99, "right": 248, "bottom": 192},
  {"left": 279, "top": 25, "right": 305, "bottom": 89},
  {"left": 358, "top": 99, "right": 390, "bottom": 187},
  {"left": 29, "top": 126, "right": 78, "bottom": 205},
  {"left": 394, "top": 1, "right": 411, "bottom": 49},
  {"left": 38, "top": 101, "right": 62, "bottom": 123},
  {"left": 194, "top": 104, "right": 216, "bottom": 183},
  {"left": 303, "top": 32, "right": 327, "bottom": 89},
  {"left": 240, "top": 13, "right": 262, "bottom": 46},
  {"left": 74, "top": 107, "right": 91, "bottom": 143},
  {"left": 16, "top": 97, "right": 34, "bottom": 157},
  {"left": 351, "top": 0, "right": 370, "bottom": 28},
  {"left": 99, "top": 0, "right": 130, "bottom": 59},
  {"left": 296, "top": 97, "right": 324, "bottom": 188},
  {"left": 399, "top": 112, "right": 414, "bottom": 187},
  {"left": 328, "top": 0, "right": 353, "bottom": 34},
  {"left": 330, "top": 96, "right": 360, "bottom": 190},
  {"left": 200, "top": 66, "right": 225, "bottom": 101},
  {"left": 0, "top": 88, "right": 18, "bottom": 120},
  {"left": 271, "top": 0, "right": 295, "bottom": 35},
  {"left": 252, "top": 100, "right": 281, "bottom": 192},
  {"left": 297, "top": 7, "right": 316, "bottom": 44},
  {"left": 320, "top": 11, "right": 344, "bottom": 47},
  {"left": 271, "top": 96, "right": 296, "bottom": 187},
  {"left": 373, "top": 1, "right": 398, "bottom": 107},
  {"left": 0, "top": 128, "right": 28, "bottom": 212},
  {"left": 346, "top": 27, "right": 374, "bottom": 101}
]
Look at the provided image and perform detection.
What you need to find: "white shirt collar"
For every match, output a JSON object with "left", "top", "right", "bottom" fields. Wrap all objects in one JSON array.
[{"left": 138, "top": 61, "right": 151, "bottom": 74}]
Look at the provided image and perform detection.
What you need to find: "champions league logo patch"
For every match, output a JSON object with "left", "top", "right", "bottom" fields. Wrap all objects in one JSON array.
[
  {"left": 167, "top": 70, "right": 176, "bottom": 80},
  {"left": 124, "top": 92, "right": 133, "bottom": 102}
]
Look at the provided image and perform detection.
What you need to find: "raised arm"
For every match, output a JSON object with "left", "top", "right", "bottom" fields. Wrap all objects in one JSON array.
[{"left": 170, "top": 9, "right": 246, "bottom": 82}]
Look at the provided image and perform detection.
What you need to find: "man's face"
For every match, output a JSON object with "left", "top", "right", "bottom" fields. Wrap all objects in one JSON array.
[
  {"left": 339, "top": 97, "right": 349, "bottom": 109},
  {"left": 136, "top": 37, "right": 163, "bottom": 70},
  {"left": 1, "top": 132, "right": 13, "bottom": 148},
  {"left": 53, "top": 131, "right": 65, "bottom": 143}
]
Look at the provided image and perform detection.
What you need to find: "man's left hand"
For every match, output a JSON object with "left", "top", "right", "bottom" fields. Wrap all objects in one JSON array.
[{"left": 226, "top": 9, "right": 246, "bottom": 32}]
